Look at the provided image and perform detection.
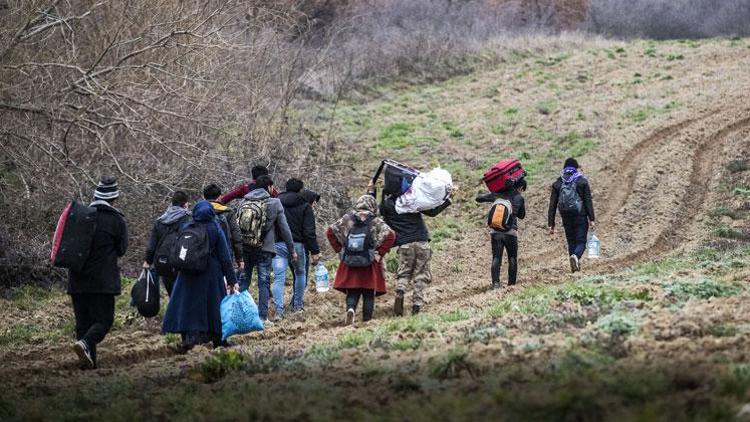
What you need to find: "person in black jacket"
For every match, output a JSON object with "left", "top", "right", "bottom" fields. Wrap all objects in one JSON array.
[
  {"left": 69, "top": 176, "right": 128, "bottom": 369},
  {"left": 272, "top": 178, "right": 321, "bottom": 316},
  {"left": 547, "top": 158, "right": 596, "bottom": 273},
  {"left": 476, "top": 179, "right": 526, "bottom": 289},
  {"left": 368, "top": 180, "right": 451, "bottom": 316},
  {"left": 143, "top": 191, "right": 190, "bottom": 296}
]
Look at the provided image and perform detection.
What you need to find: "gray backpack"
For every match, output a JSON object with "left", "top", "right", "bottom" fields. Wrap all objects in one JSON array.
[{"left": 558, "top": 181, "right": 583, "bottom": 216}]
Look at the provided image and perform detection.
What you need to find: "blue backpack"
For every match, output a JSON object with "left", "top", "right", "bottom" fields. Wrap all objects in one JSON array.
[{"left": 558, "top": 181, "right": 583, "bottom": 216}]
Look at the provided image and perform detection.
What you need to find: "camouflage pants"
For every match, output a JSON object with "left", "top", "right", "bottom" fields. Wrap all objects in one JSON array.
[{"left": 396, "top": 241, "right": 432, "bottom": 307}]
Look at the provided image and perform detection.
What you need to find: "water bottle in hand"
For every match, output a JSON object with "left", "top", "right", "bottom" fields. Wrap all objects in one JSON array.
[
  {"left": 315, "top": 262, "right": 330, "bottom": 293},
  {"left": 587, "top": 232, "right": 601, "bottom": 259}
]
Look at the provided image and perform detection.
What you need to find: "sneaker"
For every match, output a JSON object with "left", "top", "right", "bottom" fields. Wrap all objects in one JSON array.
[
  {"left": 263, "top": 319, "right": 274, "bottom": 326},
  {"left": 411, "top": 305, "right": 421, "bottom": 315},
  {"left": 345, "top": 308, "right": 355, "bottom": 326},
  {"left": 73, "top": 340, "right": 95, "bottom": 369},
  {"left": 491, "top": 282, "right": 501, "bottom": 290},
  {"left": 394, "top": 290, "right": 405, "bottom": 316},
  {"left": 569, "top": 255, "right": 579, "bottom": 273},
  {"left": 272, "top": 313, "right": 284, "bottom": 322},
  {"left": 576, "top": 257, "right": 582, "bottom": 272}
]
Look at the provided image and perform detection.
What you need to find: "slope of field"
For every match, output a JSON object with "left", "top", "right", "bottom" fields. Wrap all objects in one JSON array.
[{"left": 1, "top": 36, "right": 750, "bottom": 420}]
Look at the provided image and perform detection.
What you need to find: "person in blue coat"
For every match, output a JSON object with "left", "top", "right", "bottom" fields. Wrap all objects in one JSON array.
[{"left": 162, "top": 200, "right": 239, "bottom": 351}]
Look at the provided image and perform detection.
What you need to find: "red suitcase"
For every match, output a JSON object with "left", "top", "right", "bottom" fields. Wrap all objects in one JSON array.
[{"left": 483, "top": 159, "right": 526, "bottom": 193}]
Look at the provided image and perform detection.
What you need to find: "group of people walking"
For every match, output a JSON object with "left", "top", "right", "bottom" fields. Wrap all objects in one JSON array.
[{"left": 65, "top": 157, "right": 595, "bottom": 369}]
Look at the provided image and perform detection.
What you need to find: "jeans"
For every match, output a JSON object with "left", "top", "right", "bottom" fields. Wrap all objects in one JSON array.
[
  {"left": 272, "top": 242, "right": 307, "bottom": 315},
  {"left": 71, "top": 293, "right": 115, "bottom": 365},
  {"left": 346, "top": 288, "right": 375, "bottom": 322},
  {"left": 562, "top": 214, "right": 589, "bottom": 258},
  {"left": 491, "top": 233, "right": 518, "bottom": 286},
  {"left": 243, "top": 249, "right": 274, "bottom": 320}
]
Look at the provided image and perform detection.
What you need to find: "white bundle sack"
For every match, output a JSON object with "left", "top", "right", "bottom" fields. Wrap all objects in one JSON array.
[{"left": 395, "top": 168, "right": 453, "bottom": 214}]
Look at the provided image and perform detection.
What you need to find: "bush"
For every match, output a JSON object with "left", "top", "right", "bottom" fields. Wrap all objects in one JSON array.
[
  {"left": 595, "top": 313, "right": 638, "bottom": 336},
  {"left": 665, "top": 278, "right": 742, "bottom": 301},
  {"left": 194, "top": 350, "right": 246, "bottom": 383}
]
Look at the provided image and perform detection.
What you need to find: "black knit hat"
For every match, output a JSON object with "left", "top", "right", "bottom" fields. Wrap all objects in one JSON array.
[
  {"left": 564, "top": 158, "right": 579, "bottom": 169},
  {"left": 94, "top": 175, "right": 119, "bottom": 200}
]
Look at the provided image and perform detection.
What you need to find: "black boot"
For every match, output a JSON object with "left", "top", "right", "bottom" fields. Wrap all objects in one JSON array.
[
  {"left": 411, "top": 305, "right": 420, "bottom": 315},
  {"left": 394, "top": 290, "right": 405, "bottom": 316}
]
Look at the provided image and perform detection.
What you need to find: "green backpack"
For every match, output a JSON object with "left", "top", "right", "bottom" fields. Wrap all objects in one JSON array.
[{"left": 237, "top": 199, "right": 267, "bottom": 248}]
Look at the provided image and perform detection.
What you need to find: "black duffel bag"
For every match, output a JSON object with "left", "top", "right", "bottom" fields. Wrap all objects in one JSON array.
[{"left": 131, "top": 270, "right": 160, "bottom": 318}]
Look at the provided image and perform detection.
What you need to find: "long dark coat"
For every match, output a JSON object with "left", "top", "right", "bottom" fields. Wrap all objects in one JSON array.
[
  {"left": 162, "top": 201, "right": 237, "bottom": 336},
  {"left": 67, "top": 201, "right": 128, "bottom": 295}
]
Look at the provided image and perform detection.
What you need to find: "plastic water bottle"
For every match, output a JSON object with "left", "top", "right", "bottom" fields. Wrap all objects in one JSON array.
[
  {"left": 587, "top": 232, "right": 601, "bottom": 259},
  {"left": 315, "top": 262, "right": 330, "bottom": 293}
]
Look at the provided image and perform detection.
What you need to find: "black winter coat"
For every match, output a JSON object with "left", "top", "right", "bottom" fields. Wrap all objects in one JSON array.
[
  {"left": 144, "top": 214, "right": 191, "bottom": 265},
  {"left": 476, "top": 190, "right": 526, "bottom": 231},
  {"left": 379, "top": 196, "right": 451, "bottom": 247},
  {"left": 548, "top": 176, "right": 596, "bottom": 227},
  {"left": 276, "top": 192, "right": 320, "bottom": 255},
  {"left": 68, "top": 202, "right": 128, "bottom": 295}
]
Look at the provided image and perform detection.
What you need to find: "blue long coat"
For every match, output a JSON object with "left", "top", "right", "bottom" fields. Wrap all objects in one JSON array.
[{"left": 162, "top": 201, "right": 238, "bottom": 336}]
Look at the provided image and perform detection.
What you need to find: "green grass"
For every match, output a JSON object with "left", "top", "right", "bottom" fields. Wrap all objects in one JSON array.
[
  {"left": 6, "top": 285, "right": 57, "bottom": 311},
  {"left": 727, "top": 160, "right": 749, "bottom": 173},
  {"left": 666, "top": 278, "right": 742, "bottom": 302},
  {"left": 385, "top": 314, "right": 438, "bottom": 333},
  {"left": 440, "top": 310, "right": 472, "bottom": 322},
  {"left": 390, "top": 338, "right": 422, "bottom": 351},
  {"left": 595, "top": 313, "right": 639, "bottom": 336},
  {"left": 487, "top": 285, "right": 554, "bottom": 318},
  {"left": 430, "top": 348, "right": 474, "bottom": 379},
  {"left": 0, "top": 323, "right": 41, "bottom": 346},
  {"left": 442, "top": 121, "right": 464, "bottom": 139},
  {"left": 624, "top": 101, "right": 678, "bottom": 123},
  {"left": 192, "top": 349, "right": 246, "bottom": 383},
  {"left": 377, "top": 122, "right": 419, "bottom": 149},
  {"left": 715, "top": 226, "right": 747, "bottom": 240},
  {"left": 710, "top": 207, "right": 742, "bottom": 220}
]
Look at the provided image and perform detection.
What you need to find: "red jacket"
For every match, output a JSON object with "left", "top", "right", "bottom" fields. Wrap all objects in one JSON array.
[
  {"left": 326, "top": 227, "right": 395, "bottom": 295},
  {"left": 219, "top": 181, "right": 279, "bottom": 204}
]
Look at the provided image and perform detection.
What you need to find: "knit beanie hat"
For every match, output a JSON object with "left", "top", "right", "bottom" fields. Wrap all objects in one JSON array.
[
  {"left": 564, "top": 157, "right": 579, "bottom": 169},
  {"left": 94, "top": 175, "right": 119, "bottom": 200}
]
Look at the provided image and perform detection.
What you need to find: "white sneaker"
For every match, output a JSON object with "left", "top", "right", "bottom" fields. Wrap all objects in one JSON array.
[
  {"left": 569, "top": 255, "right": 579, "bottom": 273},
  {"left": 345, "top": 308, "right": 355, "bottom": 326},
  {"left": 263, "top": 319, "right": 274, "bottom": 326},
  {"left": 73, "top": 340, "right": 95, "bottom": 369}
]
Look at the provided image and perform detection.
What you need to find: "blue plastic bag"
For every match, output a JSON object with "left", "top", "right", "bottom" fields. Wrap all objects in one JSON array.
[{"left": 221, "top": 290, "right": 264, "bottom": 340}]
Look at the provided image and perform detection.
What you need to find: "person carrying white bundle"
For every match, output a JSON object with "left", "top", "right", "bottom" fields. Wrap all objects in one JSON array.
[{"left": 395, "top": 168, "right": 453, "bottom": 214}]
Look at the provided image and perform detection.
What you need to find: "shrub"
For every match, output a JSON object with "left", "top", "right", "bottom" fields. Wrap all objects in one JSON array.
[
  {"left": 595, "top": 313, "right": 638, "bottom": 336},
  {"left": 665, "top": 278, "right": 742, "bottom": 301},
  {"left": 196, "top": 350, "right": 246, "bottom": 383},
  {"left": 430, "top": 348, "right": 476, "bottom": 379}
]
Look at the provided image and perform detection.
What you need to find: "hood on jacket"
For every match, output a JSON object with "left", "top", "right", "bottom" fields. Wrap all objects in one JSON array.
[
  {"left": 209, "top": 201, "right": 229, "bottom": 214},
  {"left": 192, "top": 200, "right": 216, "bottom": 222},
  {"left": 354, "top": 195, "right": 378, "bottom": 216},
  {"left": 279, "top": 191, "right": 307, "bottom": 208},
  {"left": 89, "top": 199, "right": 125, "bottom": 216},
  {"left": 245, "top": 188, "right": 270, "bottom": 201},
  {"left": 300, "top": 189, "right": 320, "bottom": 205},
  {"left": 158, "top": 205, "right": 190, "bottom": 224}
]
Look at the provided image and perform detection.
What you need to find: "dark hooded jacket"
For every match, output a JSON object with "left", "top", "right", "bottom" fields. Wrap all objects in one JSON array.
[
  {"left": 144, "top": 205, "right": 191, "bottom": 265},
  {"left": 548, "top": 176, "right": 595, "bottom": 227},
  {"left": 68, "top": 200, "right": 128, "bottom": 295},
  {"left": 162, "top": 201, "right": 237, "bottom": 337},
  {"left": 276, "top": 191, "right": 320, "bottom": 255},
  {"left": 476, "top": 190, "right": 526, "bottom": 232},
  {"left": 379, "top": 195, "right": 451, "bottom": 247}
]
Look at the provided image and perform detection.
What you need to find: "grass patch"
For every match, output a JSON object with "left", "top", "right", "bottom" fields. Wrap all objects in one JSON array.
[
  {"left": 555, "top": 284, "right": 650, "bottom": 307},
  {"left": 595, "top": 313, "right": 639, "bottom": 336},
  {"left": 385, "top": 315, "right": 437, "bottom": 333},
  {"left": 487, "top": 285, "right": 554, "bottom": 318},
  {"left": 0, "top": 323, "right": 41, "bottom": 346},
  {"left": 536, "top": 99, "right": 559, "bottom": 115},
  {"left": 390, "top": 338, "right": 422, "bottom": 351},
  {"left": 666, "top": 278, "right": 742, "bottom": 301},
  {"left": 715, "top": 226, "right": 747, "bottom": 240},
  {"left": 727, "top": 160, "right": 749, "bottom": 173},
  {"left": 442, "top": 121, "right": 464, "bottom": 139},
  {"left": 430, "top": 348, "right": 475, "bottom": 379},
  {"left": 377, "top": 122, "right": 418, "bottom": 149},
  {"left": 624, "top": 101, "right": 678, "bottom": 123},
  {"left": 721, "top": 364, "right": 750, "bottom": 398},
  {"left": 709, "top": 207, "right": 742, "bottom": 220},
  {"left": 440, "top": 310, "right": 472, "bottom": 323},
  {"left": 191, "top": 349, "right": 245, "bottom": 383},
  {"left": 337, "top": 330, "right": 377, "bottom": 349},
  {"left": 6, "top": 285, "right": 57, "bottom": 311}
]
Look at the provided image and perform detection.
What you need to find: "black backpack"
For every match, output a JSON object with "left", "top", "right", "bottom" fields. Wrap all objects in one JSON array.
[
  {"left": 558, "top": 180, "right": 583, "bottom": 216},
  {"left": 153, "top": 220, "right": 185, "bottom": 278},
  {"left": 50, "top": 201, "right": 98, "bottom": 272},
  {"left": 170, "top": 222, "right": 211, "bottom": 273},
  {"left": 341, "top": 214, "right": 375, "bottom": 268},
  {"left": 130, "top": 270, "right": 160, "bottom": 318}
]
